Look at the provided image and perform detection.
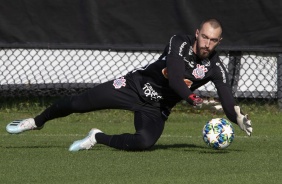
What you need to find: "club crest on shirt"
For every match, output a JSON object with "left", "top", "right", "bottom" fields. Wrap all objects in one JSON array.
[
  {"left": 113, "top": 77, "right": 126, "bottom": 89},
  {"left": 192, "top": 64, "right": 208, "bottom": 79}
]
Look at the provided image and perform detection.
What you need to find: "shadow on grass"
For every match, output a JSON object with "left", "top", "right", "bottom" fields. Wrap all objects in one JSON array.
[
  {"left": 2, "top": 145, "right": 66, "bottom": 149},
  {"left": 153, "top": 143, "right": 206, "bottom": 150},
  {"left": 151, "top": 143, "right": 242, "bottom": 154},
  {"left": 2, "top": 143, "right": 242, "bottom": 154}
]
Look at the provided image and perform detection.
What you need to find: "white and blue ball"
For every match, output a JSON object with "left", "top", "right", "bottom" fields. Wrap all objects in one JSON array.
[{"left": 202, "top": 118, "right": 235, "bottom": 149}]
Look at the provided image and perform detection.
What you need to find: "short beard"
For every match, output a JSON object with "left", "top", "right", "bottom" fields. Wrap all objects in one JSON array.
[{"left": 196, "top": 41, "right": 212, "bottom": 59}]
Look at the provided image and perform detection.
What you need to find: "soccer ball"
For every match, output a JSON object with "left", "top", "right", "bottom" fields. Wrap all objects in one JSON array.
[{"left": 202, "top": 118, "right": 235, "bottom": 149}]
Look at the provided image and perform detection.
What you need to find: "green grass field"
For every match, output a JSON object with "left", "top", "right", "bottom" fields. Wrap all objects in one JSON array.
[{"left": 0, "top": 100, "right": 281, "bottom": 184}]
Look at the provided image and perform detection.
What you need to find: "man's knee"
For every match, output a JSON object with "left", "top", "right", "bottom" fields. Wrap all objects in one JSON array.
[
  {"left": 108, "top": 133, "right": 159, "bottom": 151},
  {"left": 134, "top": 134, "right": 157, "bottom": 150}
]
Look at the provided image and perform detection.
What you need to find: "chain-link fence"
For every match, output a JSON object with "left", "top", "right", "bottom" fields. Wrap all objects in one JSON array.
[{"left": 0, "top": 48, "right": 280, "bottom": 106}]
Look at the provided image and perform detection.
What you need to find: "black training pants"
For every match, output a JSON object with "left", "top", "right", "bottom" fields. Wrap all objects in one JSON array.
[{"left": 34, "top": 79, "right": 167, "bottom": 151}]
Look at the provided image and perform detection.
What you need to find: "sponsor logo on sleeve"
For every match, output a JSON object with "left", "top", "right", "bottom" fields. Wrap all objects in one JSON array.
[
  {"left": 216, "top": 63, "right": 226, "bottom": 83},
  {"left": 188, "top": 46, "right": 193, "bottom": 55},
  {"left": 179, "top": 42, "right": 187, "bottom": 56}
]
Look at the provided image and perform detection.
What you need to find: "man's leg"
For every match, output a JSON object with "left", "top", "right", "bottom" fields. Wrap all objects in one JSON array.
[
  {"left": 34, "top": 80, "right": 137, "bottom": 127},
  {"left": 95, "top": 107, "right": 166, "bottom": 151},
  {"left": 6, "top": 79, "right": 137, "bottom": 134}
]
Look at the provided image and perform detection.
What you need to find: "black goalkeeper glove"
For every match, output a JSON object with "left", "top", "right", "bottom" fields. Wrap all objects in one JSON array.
[{"left": 187, "top": 94, "right": 203, "bottom": 107}]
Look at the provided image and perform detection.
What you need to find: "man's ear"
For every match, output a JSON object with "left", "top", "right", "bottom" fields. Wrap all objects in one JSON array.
[
  {"left": 218, "top": 37, "right": 223, "bottom": 44},
  {"left": 195, "top": 29, "right": 199, "bottom": 39}
]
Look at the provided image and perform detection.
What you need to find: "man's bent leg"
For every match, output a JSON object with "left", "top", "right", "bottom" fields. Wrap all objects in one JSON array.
[{"left": 96, "top": 110, "right": 166, "bottom": 151}]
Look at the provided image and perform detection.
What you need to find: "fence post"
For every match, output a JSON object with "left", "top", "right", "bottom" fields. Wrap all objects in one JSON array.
[{"left": 277, "top": 54, "right": 282, "bottom": 109}]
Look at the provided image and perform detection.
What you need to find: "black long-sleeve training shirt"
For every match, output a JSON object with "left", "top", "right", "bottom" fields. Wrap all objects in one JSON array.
[{"left": 126, "top": 34, "right": 237, "bottom": 124}]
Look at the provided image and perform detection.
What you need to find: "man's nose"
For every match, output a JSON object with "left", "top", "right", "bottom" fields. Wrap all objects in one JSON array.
[{"left": 205, "top": 39, "right": 210, "bottom": 47}]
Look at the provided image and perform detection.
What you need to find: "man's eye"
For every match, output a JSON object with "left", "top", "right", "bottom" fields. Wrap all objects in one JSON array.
[{"left": 211, "top": 39, "right": 219, "bottom": 43}]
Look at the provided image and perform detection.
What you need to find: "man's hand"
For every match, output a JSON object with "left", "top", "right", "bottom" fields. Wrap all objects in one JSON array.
[
  {"left": 188, "top": 94, "right": 203, "bottom": 107},
  {"left": 234, "top": 106, "right": 253, "bottom": 136}
]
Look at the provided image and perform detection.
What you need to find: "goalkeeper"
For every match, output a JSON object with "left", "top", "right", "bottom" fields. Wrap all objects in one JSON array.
[{"left": 6, "top": 18, "right": 252, "bottom": 151}]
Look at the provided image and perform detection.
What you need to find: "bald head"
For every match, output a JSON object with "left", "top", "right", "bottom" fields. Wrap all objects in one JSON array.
[{"left": 199, "top": 19, "right": 223, "bottom": 38}]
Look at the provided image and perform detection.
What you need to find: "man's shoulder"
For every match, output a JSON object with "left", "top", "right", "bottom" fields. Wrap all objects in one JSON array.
[
  {"left": 168, "top": 34, "right": 195, "bottom": 50},
  {"left": 173, "top": 34, "right": 194, "bottom": 42}
]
